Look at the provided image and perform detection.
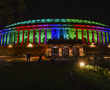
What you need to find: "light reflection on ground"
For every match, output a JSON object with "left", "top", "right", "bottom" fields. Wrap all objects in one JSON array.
[{"left": 0, "top": 56, "right": 43, "bottom": 63}]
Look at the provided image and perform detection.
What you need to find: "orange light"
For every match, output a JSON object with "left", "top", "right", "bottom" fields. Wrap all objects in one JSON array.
[
  {"left": 27, "top": 43, "right": 33, "bottom": 48},
  {"left": 89, "top": 43, "right": 96, "bottom": 48},
  {"left": 79, "top": 62, "right": 85, "bottom": 67},
  {"left": 8, "top": 44, "right": 13, "bottom": 48},
  {"left": 108, "top": 44, "right": 110, "bottom": 48}
]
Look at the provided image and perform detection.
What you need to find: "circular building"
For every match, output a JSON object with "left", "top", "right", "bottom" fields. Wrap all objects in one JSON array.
[{"left": 0, "top": 19, "right": 110, "bottom": 47}]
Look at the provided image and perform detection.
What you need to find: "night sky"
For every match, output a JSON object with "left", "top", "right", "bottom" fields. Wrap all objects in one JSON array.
[
  {"left": 24, "top": 0, "right": 110, "bottom": 25},
  {"left": 0, "top": 0, "right": 110, "bottom": 26}
]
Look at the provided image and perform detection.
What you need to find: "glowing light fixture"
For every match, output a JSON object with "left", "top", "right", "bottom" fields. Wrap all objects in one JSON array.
[
  {"left": 8, "top": 44, "right": 13, "bottom": 48},
  {"left": 79, "top": 62, "right": 85, "bottom": 67},
  {"left": 27, "top": 43, "right": 33, "bottom": 48},
  {"left": 89, "top": 43, "right": 96, "bottom": 48},
  {"left": 107, "top": 44, "right": 110, "bottom": 48}
]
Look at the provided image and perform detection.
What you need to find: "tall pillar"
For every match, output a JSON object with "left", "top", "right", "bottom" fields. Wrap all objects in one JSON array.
[
  {"left": 108, "top": 32, "right": 110, "bottom": 43},
  {"left": 33, "top": 30, "right": 35, "bottom": 44},
  {"left": 17, "top": 31, "right": 19, "bottom": 46},
  {"left": 82, "top": 29, "right": 84, "bottom": 43},
  {"left": 79, "top": 47, "right": 84, "bottom": 56},
  {"left": 9, "top": 32, "right": 11, "bottom": 44},
  {"left": 5, "top": 33, "right": 7, "bottom": 46},
  {"left": 48, "top": 48, "right": 52, "bottom": 56},
  {"left": 92, "top": 31, "right": 95, "bottom": 43},
  {"left": 97, "top": 31, "right": 99, "bottom": 44},
  {"left": 44, "top": 30, "right": 47, "bottom": 44},
  {"left": 101, "top": 32, "right": 104, "bottom": 45},
  {"left": 105, "top": 32, "right": 107, "bottom": 44},
  {"left": 76, "top": 29, "right": 78, "bottom": 40},
  {"left": 0, "top": 34, "right": 1, "bottom": 46},
  {"left": 21, "top": 30, "right": 24, "bottom": 46},
  {"left": 14, "top": 31, "right": 15, "bottom": 45},
  {"left": 59, "top": 48, "right": 62, "bottom": 56},
  {"left": 2, "top": 34, "right": 4, "bottom": 46},
  {"left": 39, "top": 29, "right": 41, "bottom": 44},
  {"left": 87, "top": 29, "right": 90, "bottom": 44},
  {"left": 69, "top": 48, "right": 73, "bottom": 56},
  {"left": 27, "top": 31, "right": 30, "bottom": 45}
]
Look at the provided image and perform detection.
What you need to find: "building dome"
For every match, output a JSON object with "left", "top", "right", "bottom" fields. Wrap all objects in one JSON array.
[{"left": 0, "top": 18, "right": 110, "bottom": 47}]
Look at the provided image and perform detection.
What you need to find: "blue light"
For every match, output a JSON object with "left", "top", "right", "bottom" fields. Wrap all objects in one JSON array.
[
  {"left": 2, "top": 34, "right": 4, "bottom": 46},
  {"left": 0, "top": 34, "right": 1, "bottom": 45},
  {"left": 105, "top": 32, "right": 107, "bottom": 44},
  {"left": 5, "top": 32, "right": 8, "bottom": 46},
  {"left": 108, "top": 32, "right": 110, "bottom": 43},
  {"left": 9, "top": 32, "right": 11, "bottom": 44}
]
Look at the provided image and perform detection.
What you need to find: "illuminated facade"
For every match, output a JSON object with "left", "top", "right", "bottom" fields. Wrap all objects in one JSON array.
[{"left": 0, "top": 19, "right": 110, "bottom": 47}]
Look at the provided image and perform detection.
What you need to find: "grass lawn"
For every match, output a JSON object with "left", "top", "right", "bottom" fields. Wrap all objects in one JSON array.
[{"left": 0, "top": 60, "right": 110, "bottom": 90}]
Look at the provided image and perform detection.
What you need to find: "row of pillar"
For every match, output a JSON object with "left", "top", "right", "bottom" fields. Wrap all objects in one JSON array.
[
  {"left": 0, "top": 29, "right": 110, "bottom": 46},
  {"left": 46, "top": 47, "right": 84, "bottom": 57}
]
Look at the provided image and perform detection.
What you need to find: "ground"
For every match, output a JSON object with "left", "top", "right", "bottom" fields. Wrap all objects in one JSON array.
[{"left": 0, "top": 60, "right": 110, "bottom": 90}]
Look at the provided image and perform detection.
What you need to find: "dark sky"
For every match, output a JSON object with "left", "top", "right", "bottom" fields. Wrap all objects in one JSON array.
[
  {"left": 23, "top": 0, "right": 110, "bottom": 25},
  {"left": 0, "top": 0, "right": 110, "bottom": 26}
]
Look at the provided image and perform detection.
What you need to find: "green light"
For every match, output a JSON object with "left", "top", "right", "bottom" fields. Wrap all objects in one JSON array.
[
  {"left": 99, "top": 32, "right": 102, "bottom": 43},
  {"left": 24, "top": 30, "right": 28, "bottom": 43},
  {"left": 19, "top": 31, "right": 23, "bottom": 43},
  {"left": 36, "top": 30, "right": 39, "bottom": 43},
  {"left": 41, "top": 19, "right": 46, "bottom": 23},
  {"left": 47, "top": 29, "right": 51, "bottom": 41},
  {"left": 61, "top": 19, "right": 66, "bottom": 22},
  {"left": 67, "top": 19, "right": 72, "bottom": 22},
  {"left": 36, "top": 19, "right": 40, "bottom": 22},
  {"left": 107, "top": 32, "right": 109, "bottom": 43},
  {"left": 41, "top": 29, "right": 45, "bottom": 43},
  {"left": 30, "top": 30, "right": 33, "bottom": 43},
  {"left": 4, "top": 33, "right": 6, "bottom": 45},
  {"left": 94, "top": 30, "right": 97, "bottom": 43},
  {"left": 83, "top": 20, "right": 88, "bottom": 23},
  {"left": 31, "top": 20, "right": 36, "bottom": 23},
  {"left": 103, "top": 32, "right": 105, "bottom": 43},
  {"left": 73, "top": 28, "right": 76, "bottom": 39},
  {"left": 6, "top": 19, "right": 108, "bottom": 28},
  {"left": 10, "top": 32, "right": 14, "bottom": 44},
  {"left": 7, "top": 32, "right": 10, "bottom": 44},
  {"left": 89, "top": 30, "right": 92, "bottom": 43},
  {"left": 68, "top": 28, "right": 74, "bottom": 39},
  {"left": 46, "top": 19, "right": 53, "bottom": 22},
  {"left": 14, "top": 31, "right": 18, "bottom": 44},
  {"left": 54, "top": 19, "right": 60, "bottom": 22},
  {"left": 78, "top": 29, "right": 82, "bottom": 40}
]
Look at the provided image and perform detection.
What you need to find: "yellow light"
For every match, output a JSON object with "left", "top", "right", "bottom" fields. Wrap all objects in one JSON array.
[
  {"left": 79, "top": 62, "right": 85, "bottom": 67},
  {"left": 89, "top": 43, "right": 96, "bottom": 48},
  {"left": 8, "top": 44, "right": 13, "bottom": 48},
  {"left": 27, "top": 43, "right": 33, "bottom": 48},
  {"left": 108, "top": 44, "right": 110, "bottom": 48}
]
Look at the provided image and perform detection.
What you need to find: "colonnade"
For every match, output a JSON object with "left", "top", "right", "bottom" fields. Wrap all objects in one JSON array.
[
  {"left": 45, "top": 47, "right": 85, "bottom": 57},
  {"left": 0, "top": 28, "right": 110, "bottom": 46}
]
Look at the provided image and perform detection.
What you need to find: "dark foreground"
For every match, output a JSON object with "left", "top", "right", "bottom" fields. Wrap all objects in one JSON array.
[{"left": 0, "top": 60, "right": 110, "bottom": 90}]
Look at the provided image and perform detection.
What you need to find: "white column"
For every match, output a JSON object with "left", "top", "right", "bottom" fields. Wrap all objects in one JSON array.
[
  {"left": 79, "top": 47, "right": 85, "bottom": 56},
  {"left": 69, "top": 48, "right": 73, "bottom": 56},
  {"left": 59, "top": 48, "right": 62, "bottom": 56},
  {"left": 48, "top": 48, "right": 52, "bottom": 56}
]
